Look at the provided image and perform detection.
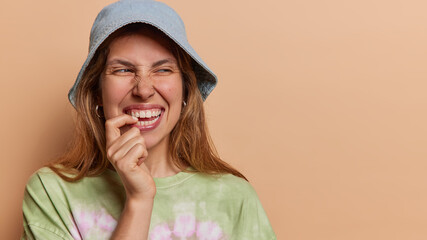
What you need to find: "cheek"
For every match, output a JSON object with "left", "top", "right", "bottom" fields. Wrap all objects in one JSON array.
[
  {"left": 157, "top": 79, "right": 183, "bottom": 127},
  {"left": 101, "top": 79, "right": 132, "bottom": 118},
  {"left": 158, "top": 78, "right": 183, "bottom": 106}
]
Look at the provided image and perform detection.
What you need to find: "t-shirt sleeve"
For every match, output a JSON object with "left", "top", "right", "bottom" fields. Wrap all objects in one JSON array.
[
  {"left": 230, "top": 180, "right": 277, "bottom": 240},
  {"left": 21, "top": 170, "right": 77, "bottom": 240}
]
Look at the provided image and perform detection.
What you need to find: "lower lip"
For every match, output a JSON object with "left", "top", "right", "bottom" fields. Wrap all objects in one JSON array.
[{"left": 130, "top": 112, "right": 163, "bottom": 132}]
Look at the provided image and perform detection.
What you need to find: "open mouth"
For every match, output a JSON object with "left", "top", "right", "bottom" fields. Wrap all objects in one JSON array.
[{"left": 125, "top": 109, "right": 163, "bottom": 127}]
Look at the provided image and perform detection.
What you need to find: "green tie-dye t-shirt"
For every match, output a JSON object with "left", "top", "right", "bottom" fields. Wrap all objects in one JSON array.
[{"left": 22, "top": 167, "right": 276, "bottom": 240}]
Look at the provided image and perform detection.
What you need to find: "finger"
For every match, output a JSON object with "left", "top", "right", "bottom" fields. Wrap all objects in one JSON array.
[
  {"left": 115, "top": 143, "right": 148, "bottom": 172},
  {"left": 105, "top": 114, "right": 138, "bottom": 145},
  {"left": 107, "top": 127, "right": 143, "bottom": 158},
  {"left": 108, "top": 135, "right": 146, "bottom": 165}
]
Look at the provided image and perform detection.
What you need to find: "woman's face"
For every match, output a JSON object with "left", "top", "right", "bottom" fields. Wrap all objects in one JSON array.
[{"left": 100, "top": 31, "right": 183, "bottom": 150}]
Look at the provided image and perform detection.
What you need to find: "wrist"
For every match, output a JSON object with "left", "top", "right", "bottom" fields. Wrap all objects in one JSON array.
[{"left": 125, "top": 197, "right": 154, "bottom": 211}]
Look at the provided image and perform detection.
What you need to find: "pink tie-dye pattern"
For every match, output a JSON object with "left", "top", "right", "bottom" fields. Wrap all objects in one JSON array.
[
  {"left": 73, "top": 207, "right": 117, "bottom": 238},
  {"left": 196, "top": 221, "right": 223, "bottom": 240},
  {"left": 150, "top": 214, "right": 224, "bottom": 240},
  {"left": 173, "top": 214, "right": 196, "bottom": 238},
  {"left": 150, "top": 223, "right": 173, "bottom": 240}
]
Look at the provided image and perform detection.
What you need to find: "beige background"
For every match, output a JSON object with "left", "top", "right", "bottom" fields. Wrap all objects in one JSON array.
[{"left": 1, "top": 0, "right": 427, "bottom": 239}]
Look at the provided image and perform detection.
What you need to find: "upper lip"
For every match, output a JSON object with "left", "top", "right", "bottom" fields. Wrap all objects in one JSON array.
[{"left": 123, "top": 104, "right": 165, "bottom": 113}]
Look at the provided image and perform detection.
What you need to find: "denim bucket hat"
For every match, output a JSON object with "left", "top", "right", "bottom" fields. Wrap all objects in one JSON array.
[{"left": 68, "top": 0, "right": 217, "bottom": 107}]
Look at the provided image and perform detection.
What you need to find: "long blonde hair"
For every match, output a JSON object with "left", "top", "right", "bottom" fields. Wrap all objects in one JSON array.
[{"left": 48, "top": 23, "right": 247, "bottom": 181}]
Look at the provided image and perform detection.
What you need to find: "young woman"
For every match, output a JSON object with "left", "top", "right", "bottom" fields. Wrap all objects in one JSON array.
[{"left": 22, "top": 0, "right": 276, "bottom": 239}]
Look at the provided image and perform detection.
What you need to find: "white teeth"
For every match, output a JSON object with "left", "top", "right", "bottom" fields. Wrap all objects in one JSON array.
[
  {"left": 136, "top": 115, "right": 160, "bottom": 127},
  {"left": 128, "top": 109, "right": 161, "bottom": 119}
]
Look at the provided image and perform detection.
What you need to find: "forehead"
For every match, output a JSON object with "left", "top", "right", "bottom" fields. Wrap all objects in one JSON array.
[{"left": 107, "top": 31, "right": 175, "bottom": 63}]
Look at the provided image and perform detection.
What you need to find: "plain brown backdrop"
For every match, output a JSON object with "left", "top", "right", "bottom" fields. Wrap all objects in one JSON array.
[{"left": 1, "top": 0, "right": 427, "bottom": 239}]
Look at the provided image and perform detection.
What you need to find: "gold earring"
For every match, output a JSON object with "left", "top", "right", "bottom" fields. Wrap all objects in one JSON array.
[{"left": 95, "top": 105, "right": 103, "bottom": 118}]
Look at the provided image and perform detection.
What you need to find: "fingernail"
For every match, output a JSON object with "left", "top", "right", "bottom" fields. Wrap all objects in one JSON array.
[{"left": 132, "top": 116, "right": 138, "bottom": 120}]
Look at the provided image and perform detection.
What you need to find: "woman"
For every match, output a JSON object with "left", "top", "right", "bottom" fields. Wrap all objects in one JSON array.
[{"left": 22, "top": 0, "right": 276, "bottom": 239}]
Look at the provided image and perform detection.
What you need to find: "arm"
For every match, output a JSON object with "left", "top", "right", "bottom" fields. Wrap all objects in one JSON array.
[
  {"left": 110, "top": 198, "right": 154, "bottom": 239},
  {"left": 105, "top": 115, "right": 157, "bottom": 240}
]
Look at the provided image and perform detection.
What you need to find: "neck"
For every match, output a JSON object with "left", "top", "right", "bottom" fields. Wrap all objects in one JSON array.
[{"left": 144, "top": 136, "right": 183, "bottom": 178}]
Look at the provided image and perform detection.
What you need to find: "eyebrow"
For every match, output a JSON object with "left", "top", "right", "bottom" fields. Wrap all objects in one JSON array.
[
  {"left": 106, "top": 59, "right": 134, "bottom": 67},
  {"left": 105, "top": 58, "right": 177, "bottom": 68},
  {"left": 151, "top": 58, "right": 177, "bottom": 68}
]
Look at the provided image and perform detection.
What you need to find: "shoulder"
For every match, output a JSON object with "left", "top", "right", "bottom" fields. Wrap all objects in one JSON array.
[
  {"left": 190, "top": 172, "right": 258, "bottom": 200},
  {"left": 219, "top": 173, "right": 256, "bottom": 195},
  {"left": 24, "top": 167, "right": 72, "bottom": 209},
  {"left": 25, "top": 167, "right": 65, "bottom": 191},
  {"left": 27, "top": 166, "right": 55, "bottom": 179},
  {"left": 25, "top": 166, "right": 78, "bottom": 192},
  {"left": 23, "top": 166, "right": 124, "bottom": 224},
  {"left": 24, "top": 166, "right": 122, "bottom": 203},
  {"left": 23, "top": 165, "right": 124, "bottom": 209}
]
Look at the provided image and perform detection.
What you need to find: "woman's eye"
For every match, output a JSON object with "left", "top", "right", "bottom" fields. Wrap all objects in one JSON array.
[
  {"left": 156, "top": 69, "right": 172, "bottom": 73},
  {"left": 114, "top": 69, "right": 132, "bottom": 73}
]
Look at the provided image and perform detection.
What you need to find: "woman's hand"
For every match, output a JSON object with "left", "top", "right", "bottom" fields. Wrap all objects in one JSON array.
[
  {"left": 106, "top": 114, "right": 154, "bottom": 239},
  {"left": 105, "top": 114, "right": 156, "bottom": 201}
]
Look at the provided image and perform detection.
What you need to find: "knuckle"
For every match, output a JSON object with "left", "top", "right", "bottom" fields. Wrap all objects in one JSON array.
[
  {"left": 136, "top": 143, "right": 148, "bottom": 157},
  {"left": 111, "top": 151, "right": 120, "bottom": 161},
  {"left": 134, "top": 143, "right": 144, "bottom": 151},
  {"left": 106, "top": 149, "right": 114, "bottom": 160},
  {"left": 105, "top": 119, "right": 113, "bottom": 127},
  {"left": 110, "top": 152, "right": 122, "bottom": 165}
]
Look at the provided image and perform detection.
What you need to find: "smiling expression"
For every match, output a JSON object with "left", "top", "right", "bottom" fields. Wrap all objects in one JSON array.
[{"left": 101, "top": 30, "right": 183, "bottom": 150}]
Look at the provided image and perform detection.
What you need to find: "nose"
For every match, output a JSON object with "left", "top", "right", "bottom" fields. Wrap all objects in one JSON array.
[{"left": 132, "top": 74, "right": 155, "bottom": 100}]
